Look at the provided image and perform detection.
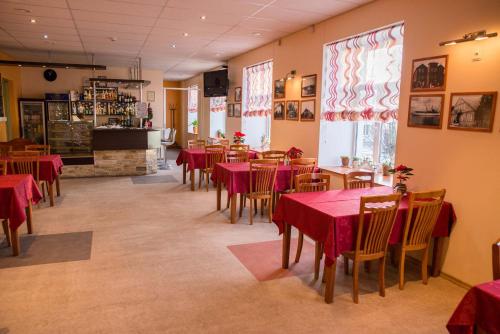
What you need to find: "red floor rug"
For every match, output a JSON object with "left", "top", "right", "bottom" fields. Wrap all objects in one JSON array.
[{"left": 228, "top": 239, "right": 315, "bottom": 281}]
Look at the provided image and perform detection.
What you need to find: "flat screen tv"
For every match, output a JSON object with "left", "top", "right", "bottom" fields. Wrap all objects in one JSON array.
[{"left": 203, "top": 69, "right": 228, "bottom": 97}]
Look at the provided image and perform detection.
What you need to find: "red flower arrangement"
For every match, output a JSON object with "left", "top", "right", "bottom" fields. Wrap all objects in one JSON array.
[
  {"left": 286, "top": 147, "right": 303, "bottom": 159},
  {"left": 233, "top": 131, "right": 246, "bottom": 144},
  {"left": 388, "top": 164, "right": 414, "bottom": 194}
]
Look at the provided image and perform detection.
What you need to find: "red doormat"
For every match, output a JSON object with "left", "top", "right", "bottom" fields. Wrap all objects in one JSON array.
[{"left": 227, "top": 239, "right": 315, "bottom": 281}]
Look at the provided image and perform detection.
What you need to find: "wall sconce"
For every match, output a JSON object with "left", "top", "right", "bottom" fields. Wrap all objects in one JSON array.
[
  {"left": 439, "top": 30, "right": 497, "bottom": 46},
  {"left": 285, "top": 70, "right": 296, "bottom": 80}
]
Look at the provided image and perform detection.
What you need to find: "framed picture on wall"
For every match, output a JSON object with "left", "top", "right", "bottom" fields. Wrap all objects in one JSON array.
[
  {"left": 286, "top": 100, "right": 299, "bottom": 121},
  {"left": 233, "top": 103, "right": 242, "bottom": 117},
  {"left": 301, "top": 74, "right": 317, "bottom": 97},
  {"left": 299, "top": 99, "right": 315, "bottom": 121},
  {"left": 227, "top": 104, "right": 234, "bottom": 117},
  {"left": 234, "top": 87, "right": 242, "bottom": 102},
  {"left": 411, "top": 55, "right": 448, "bottom": 92},
  {"left": 447, "top": 92, "right": 497, "bottom": 132},
  {"left": 274, "top": 79, "right": 286, "bottom": 99},
  {"left": 408, "top": 94, "right": 445, "bottom": 129},
  {"left": 273, "top": 101, "right": 285, "bottom": 120},
  {"left": 146, "top": 91, "right": 155, "bottom": 102}
]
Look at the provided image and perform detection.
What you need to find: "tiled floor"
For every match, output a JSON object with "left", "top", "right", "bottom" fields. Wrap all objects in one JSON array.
[{"left": 0, "top": 163, "right": 467, "bottom": 333}]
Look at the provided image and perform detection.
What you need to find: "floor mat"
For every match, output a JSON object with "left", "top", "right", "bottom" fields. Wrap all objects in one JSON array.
[{"left": 131, "top": 175, "right": 178, "bottom": 184}]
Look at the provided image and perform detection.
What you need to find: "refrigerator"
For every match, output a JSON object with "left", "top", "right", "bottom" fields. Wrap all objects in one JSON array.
[
  {"left": 18, "top": 99, "right": 46, "bottom": 144},
  {"left": 45, "top": 93, "right": 71, "bottom": 155}
]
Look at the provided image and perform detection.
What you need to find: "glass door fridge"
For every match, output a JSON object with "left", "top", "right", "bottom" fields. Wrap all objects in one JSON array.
[
  {"left": 18, "top": 99, "right": 46, "bottom": 144},
  {"left": 45, "top": 94, "right": 71, "bottom": 155}
]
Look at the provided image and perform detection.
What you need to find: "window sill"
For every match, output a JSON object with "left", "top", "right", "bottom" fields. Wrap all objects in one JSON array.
[{"left": 319, "top": 165, "right": 393, "bottom": 187}]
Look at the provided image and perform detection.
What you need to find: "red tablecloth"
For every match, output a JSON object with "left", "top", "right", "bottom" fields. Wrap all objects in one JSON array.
[
  {"left": 272, "top": 187, "right": 456, "bottom": 265},
  {"left": 176, "top": 149, "right": 258, "bottom": 172},
  {"left": 0, "top": 175, "right": 42, "bottom": 230},
  {"left": 447, "top": 280, "right": 500, "bottom": 334},
  {"left": 2, "top": 154, "right": 64, "bottom": 184},
  {"left": 211, "top": 162, "right": 295, "bottom": 196}
]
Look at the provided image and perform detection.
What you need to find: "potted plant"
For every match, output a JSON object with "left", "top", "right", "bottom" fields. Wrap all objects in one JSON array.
[
  {"left": 340, "top": 156, "right": 350, "bottom": 167},
  {"left": 388, "top": 164, "right": 414, "bottom": 195},
  {"left": 286, "top": 147, "right": 303, "bottom": 159},
  {"left": 216, "top": 130, "right": 225, "bottom": 139},
  {"left": 191, "top": 120, "right": 199, "bottom": 135},
  {"left": 233, "top": 131, "right": 245, "bottom": 144},
  {"left": 382, "top": 161, "right": 392, "bottom": 176}
]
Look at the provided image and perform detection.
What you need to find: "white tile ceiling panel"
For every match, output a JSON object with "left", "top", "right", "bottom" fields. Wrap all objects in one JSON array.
[
  {"left": 0, "top": 14, "right": 75, "bottom": 28},
  {"left": 109, "top": 0, "right": 167, "bottom": 5},
  {"left": 71, "top": 10, "right": 156, "bottom": 27},
  {"left": 255, "top": 6, "right": 329, "bottom": 24},
  {"left": 161, "top": 7, "right": 243, "bottom": 26},
  {"left": 272, "top": 0, "right": 364, "bottom": 15},
  {"left": 165, "top": 0, "right": 263, "bottom": 16},
  {"left": 155, "top": 19, "right": 232, "bottom": 34},
  {"left": 0, "top": 23, "right": 78, "bottom": 36},
  {"left": 239, "top": 17, "right": 305, "bottom": 34},
  {"left": 81, "top": 36, "right": 144, "bottom": 48},
  {"left": 0, "top": 2, "right": 71, "bottom": 19},
  {"left": 0, "top": 0, "right": 68, "bottom": 8},
  {"left": 11, "top": 31, "right": 80, "bottom": 42},
  {"left": 74, "top": 21, "right": 152, "bottom": 34},
  {"left": 67, "top": 0, "right": 163, "bottom": 17},
  {"left": 78, "top": 29, "right": 147, "bottom": 42}
]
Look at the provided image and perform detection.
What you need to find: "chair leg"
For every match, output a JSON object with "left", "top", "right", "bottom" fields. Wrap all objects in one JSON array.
[
  {"left": 295, "top": 232, "right": 304, "bottom": 263},
  {"left": 352, "top": 259, "right": 360, "bottom": 304},
  {"left": 198, "top": 170, "right": 202, "bottom": 189},
  {"left": 254, "top": 199, "right": 257, "bottom": 215},
  {"left": 344, "top": 255, "right": 349, "bottom": 275},
  {"left": 399, "top": 249, "right": 406, "bottom": 290},
  {"left": 226, "top": 193, "right": 230, "bottom": 209},
  {"left": 313, "top": 241, "right": 321, "bottom": 279},
  {"left": 41, "top": 182, "right": 46, "bottom": 202},
  {"left": 249, "top": 198, "right": 253, "bottom": 225},
  {"left": 422, "top": 247, "right": 430, "bottom": 285},
  {"left": 2, "top": 219, "right": 11, "bottom": 247},
  {"left": 239, "top": 195, "right": 244, "bottom": 218},
  {"left": 379, "top": 256, "right": 386, "bottom": 297},
  {"left": 267, "top": 197, "right": 272, "bottom": 223},
  {"left": 260, "top": 199, "right": 264, "bottom": 216}
]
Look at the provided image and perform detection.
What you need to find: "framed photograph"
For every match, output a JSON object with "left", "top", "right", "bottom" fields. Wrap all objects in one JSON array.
[
  {"left": 299, "top": 99, "right": 315, "bottom": 121},
  {"left": 227, "top": 104, "right": 234, "bottom": 117},
  {"left": 273, "top": 101, "right": 285, "bottom": 120},
  {"left": 286, "top": 100, "right": 299, "bottom": 121},
  {"left": 274, "top": 79, "right": 286, "bottom": 99},
  {"left": 448, "top": 92, "right": 497, "bottom": 132},
  {"left": 408, "top": 94, "right": 445, "bottom": 129},
  {"left": 301, "top": 74, "right": 317, "bottom": 98},
  {"left": 233, "top": 103, "right": 242, "bottom": 117},
  {"left": 234, "top": 87, "right": 242, "bottom": 102},
  {"left": 146, "top": 91, "right": 155, "bottom": 102},
  {"left": 411, "top": 55, "right": 448, "bottom": 92}
]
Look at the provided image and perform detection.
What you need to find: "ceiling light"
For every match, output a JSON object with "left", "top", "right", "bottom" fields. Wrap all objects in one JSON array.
[
  {"left": 200, "top": 15, "right": 206, "bottom": 20},
  {"left": 43, "top": 34, "right": 48, "bottom": 39},
  {"left": 65, "top": 66, "right": 70, "bottom": 69},
  {"left": 215, "top": 53, "right": 221, "bottom": 57},
  {"left": 253, "top": 32, "right": 262, "bottom": 37},
  {"left": 171, "top": 44, "right": 176, "bottom": 48},
  {"left": 30, "top": 18, "right": 36, "bottom": 24},
  {"left": 110, "top": 37, "right": 117, "bottom": 42},
  {"left": 439, "top": 30, "right": 497, "bottom": 46},
  {"left": 42, "top": 65, "right": 47, "bottom": 68},
  {"left": 183, "top": 32, "right": 189, "bottom": 37},
  {"left": 18, "top": 64, "right": 22, "bottom": 67},
  {"left": 286, "top": 70, "right": 296, "bottom": 81}
]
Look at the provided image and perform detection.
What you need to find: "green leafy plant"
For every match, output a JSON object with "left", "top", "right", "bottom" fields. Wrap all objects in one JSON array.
[{"left": 388, "top": 164, "right": 414, "bottom": 194}]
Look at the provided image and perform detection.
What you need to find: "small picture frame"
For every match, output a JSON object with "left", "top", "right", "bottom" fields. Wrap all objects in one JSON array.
[
  {"left": 233, "top": 103, "right": 242, "bottom": 117},
  {"left": 274, "top": 79, "right": 286, "bottom": 99},
  {"left": 299, "top": 99, "right": 315, "bottom": 121},
  {"left": 408, "top": 94, "right": 445, "bottom": 129},
  {"left": 273, "top": 101, "right": 285, "bottom": 120},
  {"left": 234, "top": 87, "right": 242, "bottom": 102},
  {"left": 146, "top": 91, "right": 155, "bottom": 102},
  {"left": 301, "top": 74, "right": 317, "bottom": 98},
  {"left": 448, "top": 92, "right": 497, "bottom": 132},
  {"left": 286, "top": 100, "right": 299, "bottom": 121},
  {"left": 411, "top": 55, "right": 448, "bottom": 92},
  {"left": 227, "top": 104, "right": 234, "bottom": 117}
]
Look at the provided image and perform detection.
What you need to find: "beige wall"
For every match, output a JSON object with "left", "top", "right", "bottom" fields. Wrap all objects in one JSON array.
[
  {"left": 0, "top": 52, "right": 22, "bottom": 141},
  {"left": 19, "top": 66, "right": 164, "bottom": 128},
  {"left": 181, "top": 74, "right": 209, "bottom": 148},
  {"left": 193, "top": 0, "right": 499, "bottom": 285}
]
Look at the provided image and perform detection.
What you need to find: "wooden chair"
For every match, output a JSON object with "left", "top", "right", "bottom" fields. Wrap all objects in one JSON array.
[
  {"left": 1, "top": 158, "right": 9, "bottom": 246},
  {"left": 289, "top": 158, "right": 316, "bottom": 192},
  {"left": 493, "top": 238, "right": 500, "bottom": 280},
  {"left": 187, "top": 139, "right": 206, "bottom": 149},
  {"left": 7, "top": 138, "right": 33, "bottom": 151},
  {"left": 9, "top": 150, "right": 41, "bottom": 157},
  {"left": 229, "top": 144, "right": 249, "bottom": 151},
  {"left": 25, "top": 144, "right": 51, "bottom": 155},
  {"left": 0, "top": 160, "right": 7, "bottom": 175},
  {"left": 342, "top": 193, "right": 401, "bottom": 303},
  {"left": 0, "top": 144, "right": 12, "bottom": 157},
  {"left": 225, "top": 150, "right": 248, "bottom": 163},
  {"left": 343, "top": 171, "right": 375, "bottom": 189},
  {"left": 294, "top": 173, "right": 331, "bottom": 279},
  {"left": 243, "top": 159, "right": 278, "bottom": 225},
  {"left": 218, "top": 139, "right": 230, "bottom": 147},
  {"left": 262, "top": 150, "right": 286, "bottom": 161},
  {"left": 398, "top": 189, "right": 446, "bottom": 289},
  {"left": 199, "top": 145, "right": 225, "bottom": 191}
]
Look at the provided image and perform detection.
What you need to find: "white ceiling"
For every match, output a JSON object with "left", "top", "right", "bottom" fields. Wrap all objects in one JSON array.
[{"left": 0, "top": 0, "right": 372, "bottom": 80}]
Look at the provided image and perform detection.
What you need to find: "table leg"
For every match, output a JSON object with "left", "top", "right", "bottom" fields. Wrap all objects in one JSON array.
[
  {"left": 190, "top": 169, "right": 195, "bottom": 191},
  {"left": 55, "top": 174, "right": 61, "bottom": 197},
  {"left": 282, "top": 223, "right": 291, "bottom": 269},
  {"left": 182, "top": 162, "right": 187, "bottom": 184},
  {"left": 230, "top": 193, "right": 237, "bottom": 224},
  {"left": 431, "top": 237, "right": 444, "bottom": 277},
  {"left": 216, "top": 179, "right": 221, "bottom": 211},
  {"left": 324, "top": 258, "right": 337, "bottom": 304},
  {"left": 26, "top": 201, "right": 33, "bottom": 234},
  {"left": 48, "top": 182, "right": 55, "bottom": 207},
  {"left": 10, "top": 227, "right": 19, "bottom": 256}
]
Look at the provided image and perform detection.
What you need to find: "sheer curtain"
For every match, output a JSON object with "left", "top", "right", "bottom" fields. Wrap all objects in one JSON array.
[
  {"left": 242, "top": 60, "right": 273, "bottom": 149},
  {"left": 209, "top": 96, "right": 226, "bottom": 138},
  {"left": 187, "top": 85, "right": 198, "bottom": 134}
]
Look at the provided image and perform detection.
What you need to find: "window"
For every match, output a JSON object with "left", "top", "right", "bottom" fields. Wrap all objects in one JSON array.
[
  {"left": 187, "top": 85, "right": 198, "bottom": 134},
  {"left": 319, "top": 23, "right": 404, "bottom": 166},
  {"left": 209, "top": 96, "right": 226, "bottom": 138},
  {"left": 242, "top": 60, "right": 273, "bottom": 149}
]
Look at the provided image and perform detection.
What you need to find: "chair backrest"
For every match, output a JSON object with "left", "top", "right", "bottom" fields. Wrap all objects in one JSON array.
[
  {"left": 262, "top": 150, "right": 286, "bottom": 161},
  {"left": 10, "top": 157, "right": 40, "bottom": 182},
  {"left": 188, "top": 139, "right": 206, "bottom": 149},
  {"left": 218, "top": 139, "right": 230, "bottom": 147},
  {"left": 402, "top": 189, "right": 446, "bottom": 249},
  {"left": 205, "top": 145, "right": 225, "bottom": 170},
  {"left": 9, "top": 150, "right": 41, "bottom": 157},
  {"left": 493, "top": 238, "right": 500, "bottom": 280},
  {"left": 7, "top": 138, "right": 34, "bottom": 151},
  {"left": 25, "top": 144, "right": 50, "bottom": 155},
  {"left": 229, "top": 144, "right": 249, "bottom": 151},
  {"left": 355, "top": 194, "right": 401, "bottom": 258},
  {"left": 0, "top": 144, "right": 12, "bottom": 157},
  {"left": 290, "top": 158, "right": 316, "bottom": 190},
  {"left": 0, "top": 160, "right": 7, "bottom": 176},
  {"left": 250, "top": 159, "right": 278, "bottom": 197},
  {"left": 225, "top": 150, "right": 248, "bottom": 163},
  {"left": 343, "top": 171, "right": 375, "bottom": 189},
  {"left": 295, "top": 173, "right": 330, "bottom": 193}
]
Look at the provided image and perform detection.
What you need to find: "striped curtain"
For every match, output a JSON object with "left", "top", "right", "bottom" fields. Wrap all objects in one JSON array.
[
  {"left": 321, "top": 23, "right": 404, "bottom": 122},
  {"left": 243, "top": 61, "right": 273, "bottom": 117},
  {"left": 188, "top": 86, "right": 198, "bottom": 113},
  {"left": 209, "top": 96, "right": 226, "bottom": 113}
]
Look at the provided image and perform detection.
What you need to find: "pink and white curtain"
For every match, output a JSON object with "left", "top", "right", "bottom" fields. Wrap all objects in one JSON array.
[
  {"left": 243, "top": 61, "right": 273, "bottom": 117},
  {"left": 321, "top": 23, "right": 404, "bottom": 122},
  {"left": 209, "top": 96, "right": 226, "bottom": 113},
  {"left": 188, "top": 85, "right": 198, "bottom": 113}
]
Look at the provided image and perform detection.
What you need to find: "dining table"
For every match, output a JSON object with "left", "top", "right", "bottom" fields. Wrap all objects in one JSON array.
[
  {"left": 176, "top": 149, "right": 259, "bottom": 191},
  {"left": 272, "top": 186, "right": 457, "bottom": 303},
  {"left": 447, "top": 280, "right": 500, "bottom": 334},
  {"left": 1, "top": 154, "right": 64, "bottom": 207},
  {"left": 0, "top": 174, "right": 43, "bottom": 255}
]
